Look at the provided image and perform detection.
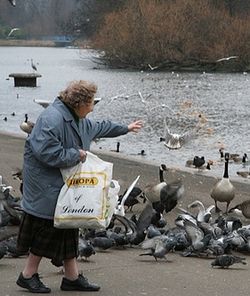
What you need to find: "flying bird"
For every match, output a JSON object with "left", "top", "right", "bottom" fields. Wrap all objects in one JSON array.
[
  {"left": 216, "top": 56, "right": 239, "bottom": 63},
  {"left": 8, "top": 0, "right": 16, "bottom": 7},
  {"left": 7, "top": 28, "right": 20, "bottom": 38}
]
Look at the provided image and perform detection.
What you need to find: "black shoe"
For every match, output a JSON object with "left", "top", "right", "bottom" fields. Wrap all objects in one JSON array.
[
  {"left": 60, "top": 274, "right": 100, "bottom": 291},
  {"left": 16, "top": 272, "right": 51, "bottom": 293}
]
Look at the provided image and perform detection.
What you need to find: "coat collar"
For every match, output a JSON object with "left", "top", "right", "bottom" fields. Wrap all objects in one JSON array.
[{"left": 52, "top": 97, "right": 83, "bottom": 146}]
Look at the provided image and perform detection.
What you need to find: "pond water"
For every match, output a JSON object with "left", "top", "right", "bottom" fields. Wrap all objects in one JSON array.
[{"left": 0, "top": 46, "right": 249, "bottom": 182}]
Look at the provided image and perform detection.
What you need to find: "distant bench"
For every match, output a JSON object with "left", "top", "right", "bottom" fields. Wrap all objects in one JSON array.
[{"left": 9, "top": 73, "right": 42, "bottom": 87}]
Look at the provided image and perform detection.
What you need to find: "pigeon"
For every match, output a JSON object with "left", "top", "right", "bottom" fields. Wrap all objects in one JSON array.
[
  {"left": 211, "top": 254, "right": 247, "bottom": 268},
  {"left": 0, "top": 242, "right": 7, "bottom": 259},
  {"left": 139, "top": 235, "right": 176, "bottom": 261},
  {"left": 78, "top": 236, "right": 95, "bottom": 261},
  {"left": 91, "top": 236, "right": 116, "bottom": 250}
]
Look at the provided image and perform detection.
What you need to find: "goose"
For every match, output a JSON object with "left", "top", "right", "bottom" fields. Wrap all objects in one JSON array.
[
  {"left": 210, "top": 152, "right": 235, "bottom": 214},
  {"left": 20, "top": 113, "right": 35, "bottom": 134},
  {"left": 242, "top": 153, "right": 249, "bottom": 166},
  {"left": 144, "top": 164, "right": 184, "bottom": 214},
  {"left": 144, "top": 164, "right": 168, "bottom": 205},
  {"left": 229, "top": 200, "right": 250, "bottom": 219}
]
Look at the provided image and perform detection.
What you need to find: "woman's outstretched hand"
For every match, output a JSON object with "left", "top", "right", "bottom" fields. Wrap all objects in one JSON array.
[{"left": 128, "top": 120, "right": 143, "bottom": 133}]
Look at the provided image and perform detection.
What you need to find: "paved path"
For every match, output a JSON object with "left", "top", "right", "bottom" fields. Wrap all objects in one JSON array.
[{"left": 0, "top": 132, "right": 250, "bottom": 296}]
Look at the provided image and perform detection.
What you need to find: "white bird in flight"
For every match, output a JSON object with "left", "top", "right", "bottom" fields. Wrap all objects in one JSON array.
[
  {"left": 216, "top": 56, "right": 238, "bottom": 62},
  {"left": 7, "top": 28, "right": 20, "bottom": 38},
  {"left": 8, "top": 0, "right": 16, "bottom": 7}
]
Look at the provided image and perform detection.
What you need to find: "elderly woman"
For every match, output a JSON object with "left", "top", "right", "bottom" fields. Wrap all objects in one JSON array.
[{"left": 16, "top": 80, "right": 143, "bottom": 293}]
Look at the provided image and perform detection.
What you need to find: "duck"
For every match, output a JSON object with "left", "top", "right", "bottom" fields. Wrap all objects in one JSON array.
[
  {"left": 210, "top": 152, "right": 235, "bottom": 214},
  {"left": 219, "top": 148, "right": 241, "bottom": 163},
  {"left": 229, "top": 200, "right": 250, "bottom": 219},
  {"left": 236, "top": 170, "right": 250, "bottom": 178},
  {"left": 193, "top": 156, "right": 205, "bottom": 169},
  {"left": 20, "top": 114, "right": 35, "bottom": 134}
]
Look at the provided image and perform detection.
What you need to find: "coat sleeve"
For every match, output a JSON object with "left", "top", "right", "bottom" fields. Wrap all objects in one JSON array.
[
  {"left": 86, "top": 119, "right": 129, "bottom": 139},
  {"left": 29, "top": 116, "right": 80, "bottom": 168}
]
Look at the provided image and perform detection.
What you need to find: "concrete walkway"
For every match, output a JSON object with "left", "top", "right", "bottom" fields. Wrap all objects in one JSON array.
[{"left": 0, "top": 132, "right": 250, "bottom": 296}]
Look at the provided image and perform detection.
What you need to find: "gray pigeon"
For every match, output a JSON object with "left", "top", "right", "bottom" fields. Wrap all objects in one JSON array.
[
  {"left": 211, "top": 254, "right": 247, "bottom": 268},
  {"left": 78, "top": 236, "right": 95, "bottom": 261}
]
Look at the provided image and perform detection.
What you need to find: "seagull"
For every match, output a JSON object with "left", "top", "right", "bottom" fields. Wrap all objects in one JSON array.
[
  {"left": 114, "top": 175, "right": 140, "bottom": 216},
  {"left": 148, "top": 64, "right": 159, "bottom": 71},
  {"left": 8, "top": 0, "right": 16, "bottom": 7},
  {"left": 216, "top": 56, "right": 239, "bottom": 62},
  {"left": 161, "top": 118, "right": 190, "bottom": 150},
  {"left": 188, "top": 200, "right": 215, "bottom": 223},
  {"left": 33, "top": 99, "right": 50, "bottom": 108},
  {"left": 33, "top": 98, "right": 101, "bottom": 109},
  {"left": 7, "top": 28, "right": 20, "bottom": 38}
]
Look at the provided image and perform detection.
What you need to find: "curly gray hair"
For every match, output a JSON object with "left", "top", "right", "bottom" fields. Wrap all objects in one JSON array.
[{"left": 59, "top": 80, "right": 97, "bottom": 109}]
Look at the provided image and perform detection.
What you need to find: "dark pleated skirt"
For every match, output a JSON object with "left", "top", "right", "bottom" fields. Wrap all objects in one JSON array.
[{"left": 17, "top": 212, "right": 79, "bottom": 266}]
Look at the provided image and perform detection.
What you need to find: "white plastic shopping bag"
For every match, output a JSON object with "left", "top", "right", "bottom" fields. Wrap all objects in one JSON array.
[{"left": 54, "top": 151, "right": 118, "bottom": 229}]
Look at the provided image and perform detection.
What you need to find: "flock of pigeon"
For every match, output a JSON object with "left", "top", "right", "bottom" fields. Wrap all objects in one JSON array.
[{"left": 1, "top": 150, "right": 250, "bottom": 270}]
